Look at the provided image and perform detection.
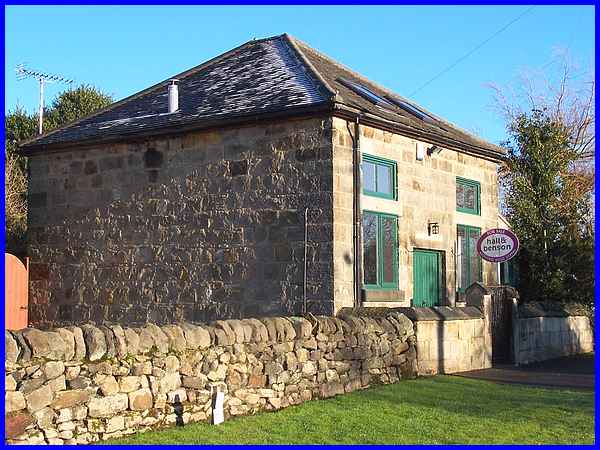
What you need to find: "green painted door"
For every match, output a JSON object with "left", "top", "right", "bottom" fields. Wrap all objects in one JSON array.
[{"left": 413, "top": 249, "right": 442, "bottom": 307}]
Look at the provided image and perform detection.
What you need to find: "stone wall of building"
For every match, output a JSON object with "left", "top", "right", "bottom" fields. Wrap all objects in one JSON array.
[
  {"left": 4, "top": 313, "right": 417, "bottom": 444},
  {"left": 331, "top": 118, "right": 500, "bottom": 309},
  {"left": 27, "top": 117, "right": 336, "bottom": 328},
  {"left": 514, "top": 315, "right": 594, "bottom": 365}
]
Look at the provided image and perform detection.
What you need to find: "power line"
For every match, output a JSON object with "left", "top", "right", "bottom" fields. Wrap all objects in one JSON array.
[{"left": 409, "top": 6, "right": 536, "bottom": 97}]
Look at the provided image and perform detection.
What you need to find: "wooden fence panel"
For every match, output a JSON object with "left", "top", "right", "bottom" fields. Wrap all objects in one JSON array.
[{"left": 5, "top": 253, "right": 29, "bottom": 330}]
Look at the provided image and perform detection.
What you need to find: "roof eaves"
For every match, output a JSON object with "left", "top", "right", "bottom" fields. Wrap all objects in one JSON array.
[
  {"left": 332, "top": 102, "right": 506, "bottom": 161},
  {"left": 19, "top": 100, "right": 335, "bottom": 156}
]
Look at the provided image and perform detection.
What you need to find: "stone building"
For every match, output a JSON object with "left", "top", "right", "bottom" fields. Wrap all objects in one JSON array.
[{"left": 19, "top": 34, "right": 504, "bottom": 328}]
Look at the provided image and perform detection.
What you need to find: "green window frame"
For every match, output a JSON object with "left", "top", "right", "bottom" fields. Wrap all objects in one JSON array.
[
  {"left": 456, "top": 177, "right": 481, "bottom": 215},
  {"left": 362, "top": 211, "right": 399, "bottom": 290},
  {"left": 456, "top": 224, "right": 483, "bottom": 293},
  {"left": 362, "top": 154, "right": 397, "bottom": 200}
]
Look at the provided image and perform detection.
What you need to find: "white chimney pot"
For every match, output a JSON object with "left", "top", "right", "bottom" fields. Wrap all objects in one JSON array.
[{"left": 168, "top": 79, "right": 179, "bottom": 114}]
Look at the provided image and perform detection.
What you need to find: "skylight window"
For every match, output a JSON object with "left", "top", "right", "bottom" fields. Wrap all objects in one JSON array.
[
  {"left": 385, "top": 96, "right": 435, "bottom": 122},
  {"left": 338, "top": 78, "right": 395, "bottom": 109}
]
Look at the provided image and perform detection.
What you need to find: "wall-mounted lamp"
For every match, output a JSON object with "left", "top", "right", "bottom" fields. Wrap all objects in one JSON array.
[
  {"left": 427, "top": 145, "right": 443, "bottom": 156},
  {"left": 428, "top": 221, "right": 440, "bottom": 235}
]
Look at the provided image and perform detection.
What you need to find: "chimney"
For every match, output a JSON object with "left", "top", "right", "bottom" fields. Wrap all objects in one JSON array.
[{"left": 168, "top": 79, "right": 179, "bottom": 113}]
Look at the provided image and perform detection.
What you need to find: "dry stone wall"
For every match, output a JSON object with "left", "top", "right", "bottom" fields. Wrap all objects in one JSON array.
[{"left": 5, "top": 313, "right": 417, "bottom": 444}]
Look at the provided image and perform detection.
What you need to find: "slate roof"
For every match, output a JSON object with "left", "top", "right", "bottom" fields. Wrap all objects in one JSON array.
[{"left": 20, "top": 34, "right": 504, "bottom": 158}]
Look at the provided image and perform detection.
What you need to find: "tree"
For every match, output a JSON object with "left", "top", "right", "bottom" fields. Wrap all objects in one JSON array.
[
  {"left": 4, "top": 85, "right": 113, "bottom": 256},
  {"left": 492, "top": 53, "right": 595, "bottom": 307},
  {"left": 43, "top": 85, "right": 113, "bottom": 131}
]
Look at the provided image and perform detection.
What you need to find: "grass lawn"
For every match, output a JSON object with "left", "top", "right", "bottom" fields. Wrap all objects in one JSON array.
[{"left": 107, "top": 375, "right": 594, "bottom": 445}]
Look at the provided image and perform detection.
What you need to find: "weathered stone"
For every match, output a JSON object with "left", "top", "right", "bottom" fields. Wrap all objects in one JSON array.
[
  {"left": 96, "top": 375, "right": 119, "bottom": 396},
  {"left": 12, "top": 331, "right": 32, "bottom": 362},
  {"left": 123, "top": 328, "right": 140, "bottom": 355},
  {"left": 264, "top": 362, "right": 284, "bottom": 376},
  {"left": 179, "top": 322, "right": 211, "bottom": 349},
  {"left": 320, "top": 381, "right": 345, "bottom": 398},
  {"left": 303, "top": 337, "right": 318, "bottom": 349},
  {"left": 247, "top": 374, "right": 266, "bottom": 388},
  {"left": 65, "top": 366, "right": 81, "bottom": 381},
  {"left": 6, "top": 374, "right": 17, "bottom": 391},
  {"left": 5, "top": 412, "right": 35, "bottom": 439},
  {"left": 87, "top": 394, "right": 129, "bottom": 418},
  {"left": 99, "top": 326, "right": 117, "bottom": 358},
  {"left": 22, "top": 329, "right": 52, "bottom": 359},
  {"left": 165, "top": 355, "right": 180, "bottom": 373},
  {"left": 56, "top": 405, "right": 87, "bottom": 429},
  {"left": 67, "top": 376, "right": 91, "bottom": 390},
  {"left": 268, "top": 397, "right": 282, "bottom": 409},
  {"left": 207, "top": 364, "right": 228, "bottom": 381},
  {"left": 287, "top": 317, "right": 313, "bottom": 339},
  {"left": 119, "top": 376, "right": 141, "bottom": 393},
  {"left": 80, "top": 325, "right": 106, "bottom": 361},
  {"left": 66, "top": 327, "right": 86, "bottom": 361},
  {"left": 260, "top": 318, "right": 278, "bottom": 341},
  {"left": 43, "top": 361, "right": 65, "bottom": 380},
  {"left": 6, "top": 331, "right": 21, "bottom": 364},
  {"left": 50, "top": 389, "right": 91, "bottom": 410},
  {"left": 226, "top": 320, "right": 246, "bottom": 344},
  {"left": 213, "top": 320, "right": 237, "bottom": 343},
  {"left": 55, "top": 328, "right": 75, "bottom": 361},
  {"left": 182, "top": 375, "right": 208, "bottom": 389},
  {"left": 19, "top": 377, "right": 46, "bottom": 395},
  {"left": 159, "top": 372, "right": 181, "bottom": 394},
  {"left": 144, "top": 323, "right": 169, "bottom": 353},
  {"left": 137, "top": 327, "right": 155, "bottom": 353},
  {"left": 6, "top": 390, "right": 27, "bottom": 413},
  {"left": 106, "top": 416, "right": 125, "bottom": 433},
  {"left": 132, "top": 361, "right": 152, "bottom": 376},
  {"left": 48, "top": 375, "right": 67, "bottom": 392},
  {"left": 109, "top": 325, "right": 128, "bottom": 358},
  {"left": 34, "top": 406, "right": 57, "bottom": 428},
  {"left": 301, "top": 361, "right": 317, "bottom": 376},
  {"left": 256, "top": 388, "right": 277, "bottom": 398},
  {"left": 213, "top": 328, "right": 231, "bottom": 346},
  {"left": 128, "top": 388, "right": 153, "bottom": 411},
  {"left": 239, "top": 320, "right": 254, "bottom": 342},
  {"left": 25, "top": 384, "right": 53, "bottom": 413},
  {"left": 162, "top": 325, "right": 187, "bottom": 352},
  {"left": 247, "top": 319, "right": 269, "bottom": 342}
]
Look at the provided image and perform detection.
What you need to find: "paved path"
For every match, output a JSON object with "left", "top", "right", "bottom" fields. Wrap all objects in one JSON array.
[{"left": 455, "top": 353, "right": 595, "bottom": 390}]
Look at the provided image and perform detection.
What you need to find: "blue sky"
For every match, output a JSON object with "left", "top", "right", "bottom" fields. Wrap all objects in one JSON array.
[{"left": 4, "top": 5, "right": 595, "bottom": 145}]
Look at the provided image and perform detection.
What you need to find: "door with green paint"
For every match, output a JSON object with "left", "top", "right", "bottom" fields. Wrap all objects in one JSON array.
[{"left": 413, "top": 249, "right": 442, "bottom": 307}]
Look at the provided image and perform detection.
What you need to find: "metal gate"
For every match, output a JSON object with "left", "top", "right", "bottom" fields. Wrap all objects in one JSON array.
[
  {"left": 488, "top": 285, "right": 515, "bottom": 364},
  {"left": 5, "top": 253, "right": 29, "bottom": 330}
]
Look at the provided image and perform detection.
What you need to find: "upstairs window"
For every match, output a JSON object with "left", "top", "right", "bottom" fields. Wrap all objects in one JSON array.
[
  {"left": 362, "top": 154, "right": 396, "bottom": 200},
  {"left": 456, "top": 177, "right": 481, "bottom": 215}
]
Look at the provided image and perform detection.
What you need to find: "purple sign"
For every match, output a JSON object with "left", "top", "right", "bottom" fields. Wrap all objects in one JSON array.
[{"left": 476, "top": 228, "right": 519, "bottom": 263}]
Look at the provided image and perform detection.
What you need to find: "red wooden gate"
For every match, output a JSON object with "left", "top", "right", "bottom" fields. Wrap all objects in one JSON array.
[{"left": 5, "top": 253, "right": 29, "bottom": 330}]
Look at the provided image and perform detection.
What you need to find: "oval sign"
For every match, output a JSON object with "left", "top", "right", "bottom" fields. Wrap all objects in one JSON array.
[{"left": 477, "top": 228, "right": 519, "bottom": 263}]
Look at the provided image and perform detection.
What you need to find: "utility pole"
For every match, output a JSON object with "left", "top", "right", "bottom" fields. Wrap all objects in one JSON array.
[{"left": 16, "top": 64, "right": 74, "bottom": 135}]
